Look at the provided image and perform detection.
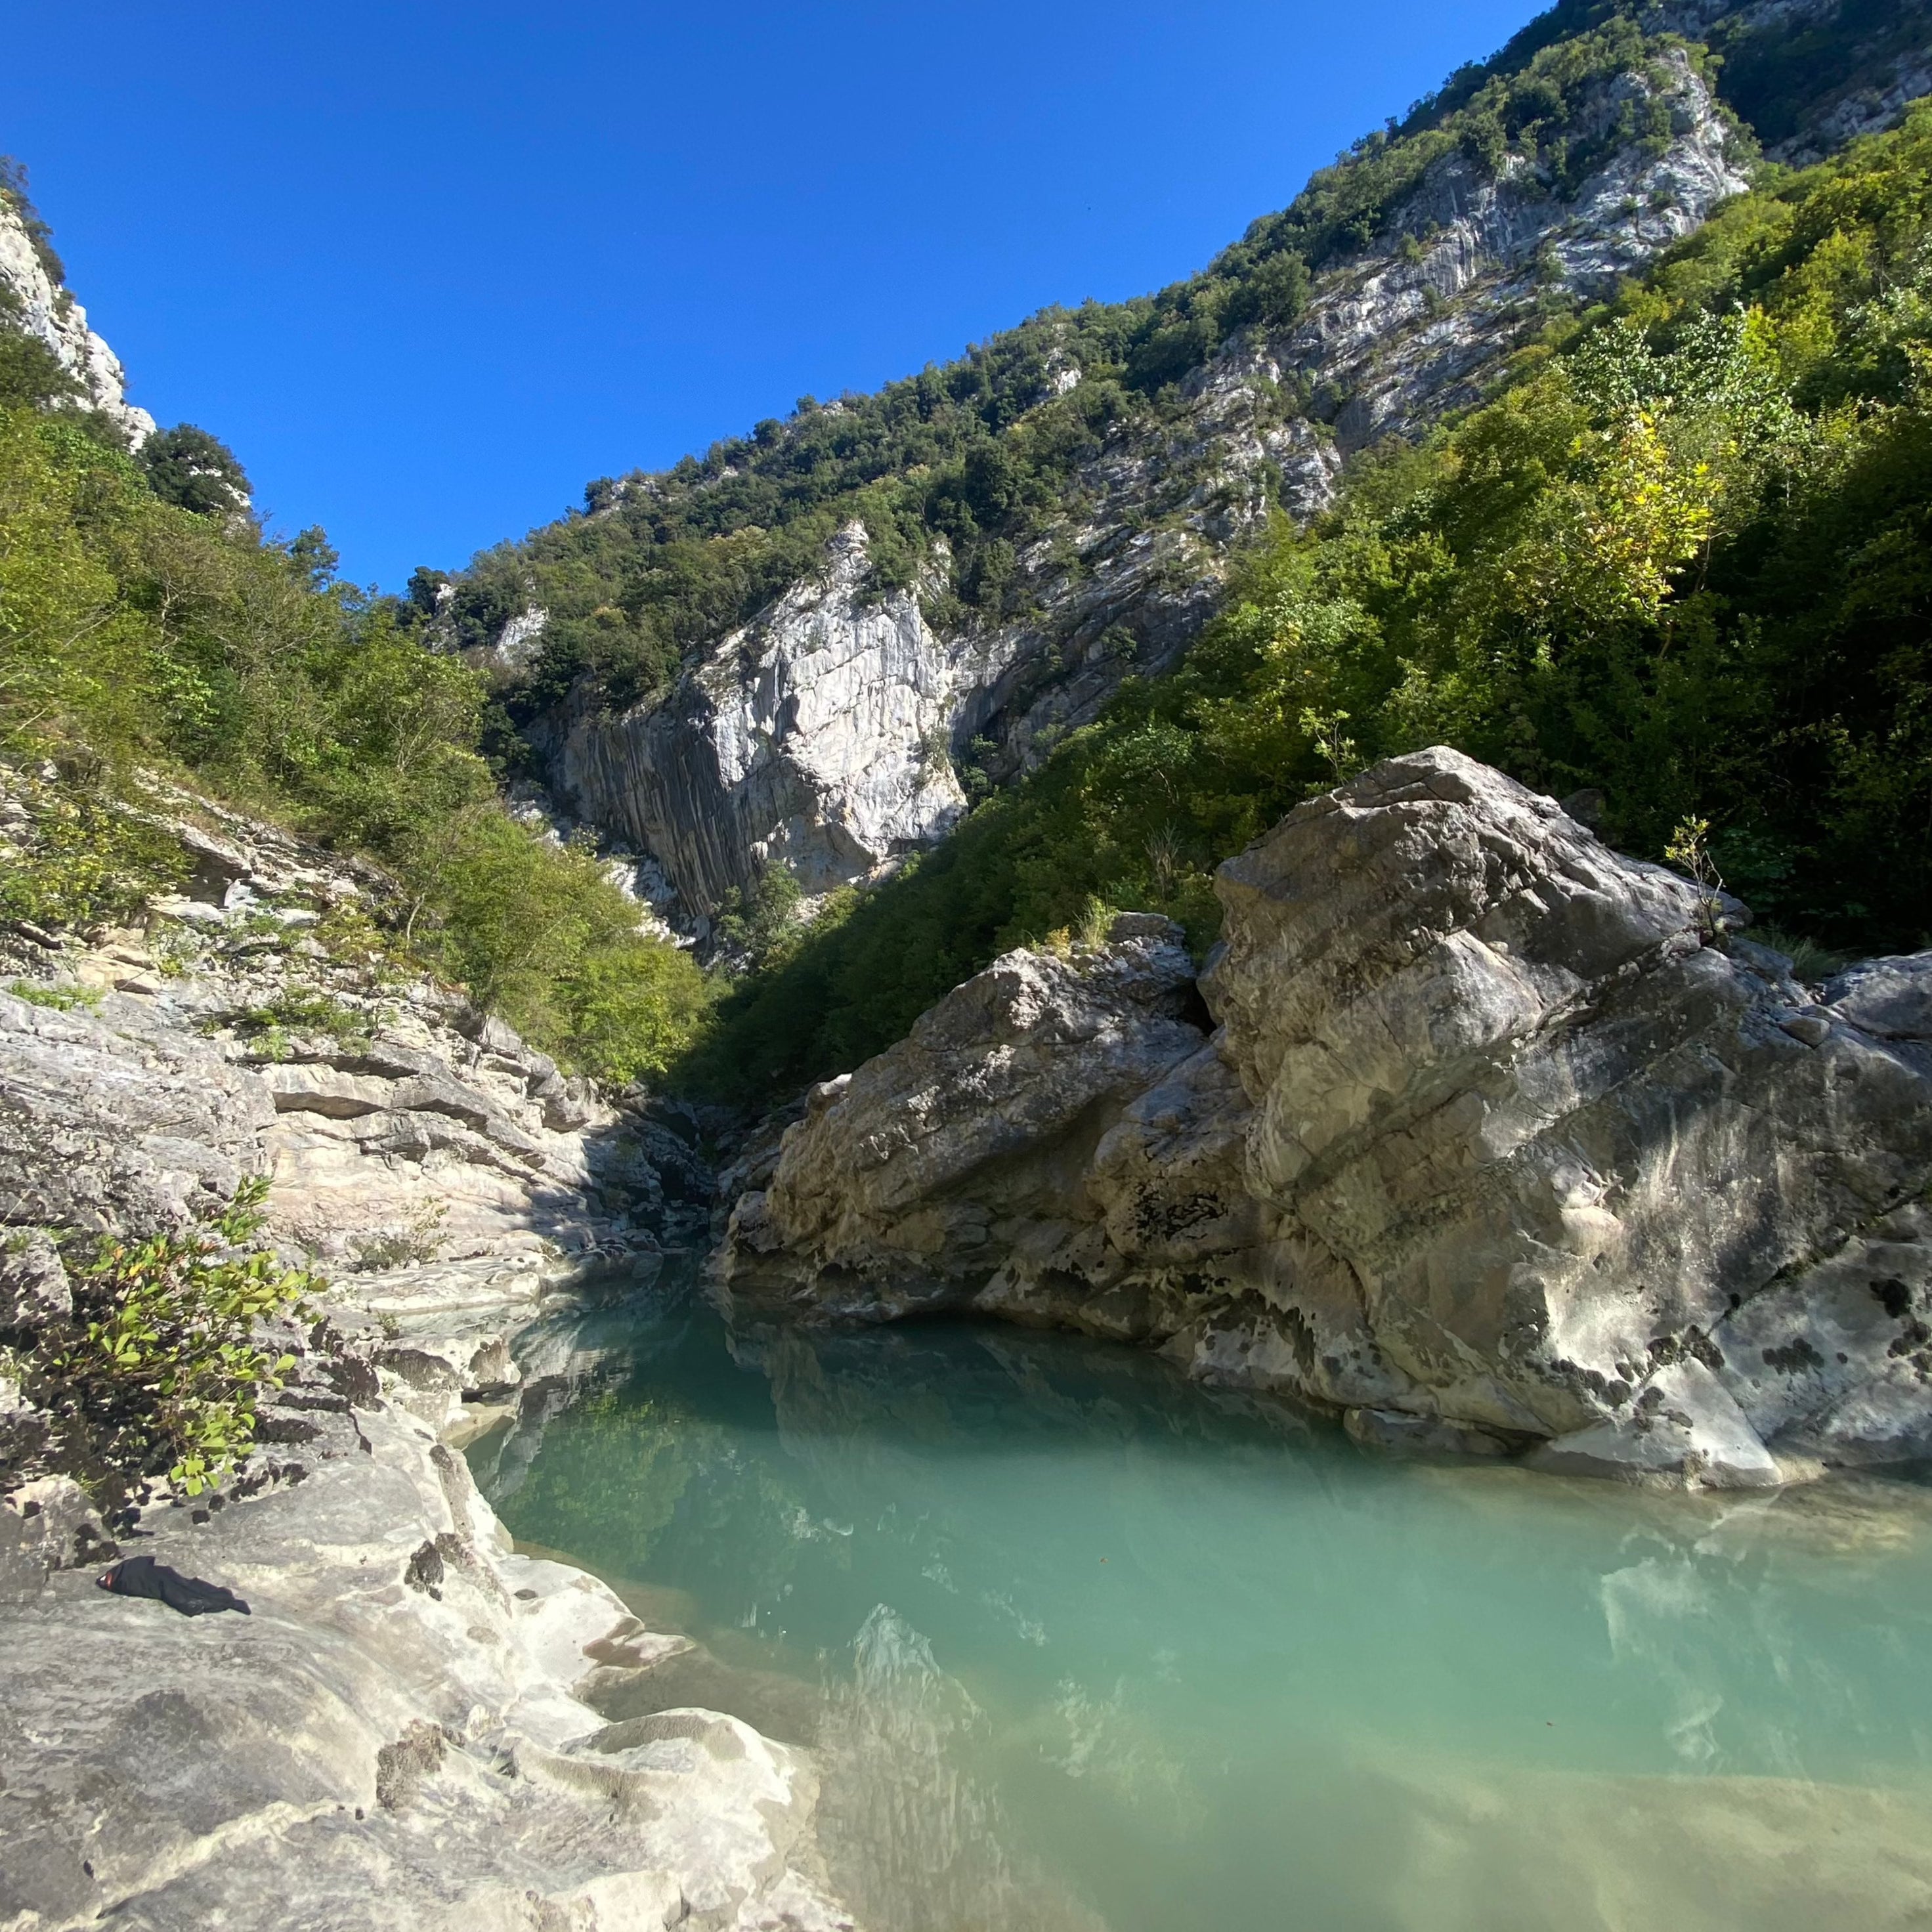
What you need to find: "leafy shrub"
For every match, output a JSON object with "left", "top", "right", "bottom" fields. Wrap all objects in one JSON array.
[
  {"left": 399, "top": 806, "right": 714, "bottom": 1083},
  {"left": 0, "top": 329, "right": 81, "bottom": 412},
  {"left": 138, "top": 424, "right": 251, "bottom": 519},
  {"left": 224, "top": 989, "right": 376, "bottom": 1060},
  {"left": 0, "top": 383, "right": 710, "bottom": 1085},
  {"left": 4, "top": 978, "right": 102, "bottom": 1011},
  {"left": 15, "top": 1179, "right": 315, "bottom": 1509},
  {"left": 712, "top": 865, "right": 805, "bottom": 972},
  {"left": 0, "top": 775, "right": 187, "bottom": 932}
]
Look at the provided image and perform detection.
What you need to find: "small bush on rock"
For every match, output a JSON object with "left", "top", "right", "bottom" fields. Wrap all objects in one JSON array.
[
  {"left": 0, "top": 774, "right": 186, "bottom": 934},
  {"left": 13, "top": 1179, "right": 316, "bottom": 1510}
]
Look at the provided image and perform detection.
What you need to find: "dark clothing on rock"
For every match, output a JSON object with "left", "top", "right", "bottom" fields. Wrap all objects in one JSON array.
[{"left": 97, "top": 1554, "right": 250, "bottom": 1616}]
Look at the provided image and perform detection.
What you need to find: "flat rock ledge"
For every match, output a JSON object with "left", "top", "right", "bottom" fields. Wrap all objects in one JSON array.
[{"left": 719, "top": 747, "right": 1932, "bottom": 1492}]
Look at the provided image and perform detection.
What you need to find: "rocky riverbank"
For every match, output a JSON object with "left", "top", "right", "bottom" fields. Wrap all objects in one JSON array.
[
  {"left": 719, "top": 747, "right": 1932, "bottom": 1492},
  {"left": 0, "top": 792, "right": 857, "bottom": 1931}
]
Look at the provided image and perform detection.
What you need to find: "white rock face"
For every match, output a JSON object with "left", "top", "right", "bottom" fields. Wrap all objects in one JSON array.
[
  {"left": 560, "top": 523, "right": 980, "bottom": 912},
  {"left": 719, "top": 750, "right": 1932, "bottom": 1490},
  {"left": 0, "top": 192, "right": 154, "bottom": 447},
  {"left": 725, "top": 914, "right": 1206, "bottom": 1317},
  {"left": 543, "top": 54, "right": 1761, "bottom": 917},
  {"left": 1255, "top": 47, "right": 1751, "bottom": 507}
]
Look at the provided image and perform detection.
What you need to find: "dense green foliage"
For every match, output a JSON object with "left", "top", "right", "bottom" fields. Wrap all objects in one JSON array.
[
  {"left": 7, "top": 1180, "right": 312, "bottom": 1511},
  {"left": 138, "top": 423, "right": 252, "bottom": 519},
  {"left": 685, "top": 103, "right": 1932, "bottom": 1100},
  {"left": 0, "top": 314, "right": 709, "bottom": 1083}
]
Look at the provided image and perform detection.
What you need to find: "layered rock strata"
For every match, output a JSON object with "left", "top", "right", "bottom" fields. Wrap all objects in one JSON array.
[
  {"left": 0, "top": 790, "right": 855, "bottom": 1930},
  {"left": 556, "top": 523, "right": 975, "bottom": 916},
  {"left": 0, "top": 1275, "right": 853, "bottom": 1931},
  {"left": 719, "top": 748, "right": 1932, "bottom": 1489}
]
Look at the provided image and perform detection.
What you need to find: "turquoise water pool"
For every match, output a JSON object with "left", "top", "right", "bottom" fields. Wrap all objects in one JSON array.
[{"left": 471, "top": 1272, "right": 1932, "bottom": 1932}]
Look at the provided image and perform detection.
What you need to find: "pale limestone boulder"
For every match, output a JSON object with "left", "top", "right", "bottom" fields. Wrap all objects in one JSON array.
[
  {"left": 1200, "top": 748, "right": 1932, "bottom": 1472},
  {"left": 721, "top": 747, "right": 1932, "bottom": 1488},
  {"left": 1526, "top": 1361, "right": 1783, "bottom": 1488},
  {"left": 0, "top": 1385, "right": 853, "bottom": 1931},
  {"left": 261, "top": 1061, "right": 397, "bottom": 1117},
  {"left": 0, "top": 988, "right": 276, "bottom": 1232},
  {"left": 725, "top": 914, "right": 1205, "bottom": 1320}
]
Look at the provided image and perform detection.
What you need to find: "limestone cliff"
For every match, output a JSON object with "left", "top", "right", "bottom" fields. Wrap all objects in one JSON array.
[
  {"left": 0, "top": 182, "right": 153, "bottom": 448},
  {"left": 555, "top": 524, "right": 976, "bottom": 915},
  {"left": 532, "top": 31, "right": 1774, "bottom": 925}
]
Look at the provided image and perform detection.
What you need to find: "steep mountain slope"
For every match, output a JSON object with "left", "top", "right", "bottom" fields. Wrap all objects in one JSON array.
[{"left": 439, "top": 0, "right": 1932, "bottom": 935}]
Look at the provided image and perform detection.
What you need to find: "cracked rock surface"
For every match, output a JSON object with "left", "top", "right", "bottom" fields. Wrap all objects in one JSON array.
[
  {"left": 720, "top": 748, "right": 1932, "bottom": 1490},
  {"left": 0, "top": 788, "right": 855, "bottom": 1932}
]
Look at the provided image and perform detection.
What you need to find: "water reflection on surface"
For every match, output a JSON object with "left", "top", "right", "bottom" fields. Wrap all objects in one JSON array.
[{"left": 470, "top": 1271, "right": 1932, "bottom": 1932}]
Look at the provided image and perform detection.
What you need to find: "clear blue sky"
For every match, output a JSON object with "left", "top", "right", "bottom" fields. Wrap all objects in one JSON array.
[{"left": 4, "top": 0, "right": 1534, "bottom": 592}]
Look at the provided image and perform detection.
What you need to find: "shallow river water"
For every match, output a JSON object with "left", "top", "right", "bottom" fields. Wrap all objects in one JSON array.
[{"left": 469, "top": 1270, "right": 1932, "bottom": 1932}]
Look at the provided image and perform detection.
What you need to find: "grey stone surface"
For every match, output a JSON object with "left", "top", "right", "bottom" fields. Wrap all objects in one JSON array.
[
  {"left": 0, "top": 1375, "right": 853, "bottom": 1931},
  {"left": 0, "top": 987, "right": 276, "bottom": 1234},
  {"left": 722, "top": 914, "right": 1205, "bottom": 1320},
  {"left": 0, "top": 1228, "right": 69, "bottom": 1331},
  {"left": 559, "top": 523, "right": 974, "bottom": 918},
  {"left": 0, "top": 784, "right": 853, "bottom": 1929},
  {"left": 722, "top": 748, "right": 1932, "bottom": 1490}
]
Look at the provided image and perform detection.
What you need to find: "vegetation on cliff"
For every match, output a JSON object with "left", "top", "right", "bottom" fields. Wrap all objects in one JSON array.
[
  {"left": 689, "top": 102, "right": 1932, "bottom": 1096},
  {"left": 0, "top": 165, "right": 708, "bottom": 1084},
  {"left": 426, "top": 5, "right": 1774, "bottom": 746}
]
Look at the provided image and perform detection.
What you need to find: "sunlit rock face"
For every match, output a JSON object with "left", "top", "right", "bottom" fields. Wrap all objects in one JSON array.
[
  {"left": 528, "top": 55, "right": 1767, "bottom": 922},
  {"left": 719, "top": 748, "right": 1932, "bottom": 1490},
  {"left": 0, "top": 194, "right": 154, "bottom": 448},
  {"left": 1253, "top": 45, "right": 1751, "bottom": 518},
  {"left": 557, "top": 523, "right": 977, "bottom": 914}
]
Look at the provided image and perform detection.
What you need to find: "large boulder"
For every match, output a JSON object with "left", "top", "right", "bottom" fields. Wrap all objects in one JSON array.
[
  {"left": 1202, "top": 748, "right": 1932, "bottom": 1471},
  {"left": 724, "top": 914, "right": 1209, "bottom": 1321},
  {"left": 720, "top": 748, "right": 1932, "bottom": 1487}
]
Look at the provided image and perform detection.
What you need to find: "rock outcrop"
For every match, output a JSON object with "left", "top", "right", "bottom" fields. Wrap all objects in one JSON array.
[
  {"left": 719, "top": 748, "right": 1932, "bottom": 1489},
  {"left": 725, "top": 913, "right": 1209, "bottom": 1318},
  {"left": 0, "top": 786, "right": 858, "bottom": 1929},
  {"left": 556, "top": 523, "right": 975, "bottom": 916},
  {"left": 0, "top": 785, "right": 702, "bottom": 1281},
  {"left": 0, "top": 1284, "right": 853, "bottom": 1931},
  {"left": 0, "top": 187, "right": 154, "bottom": 448}
]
